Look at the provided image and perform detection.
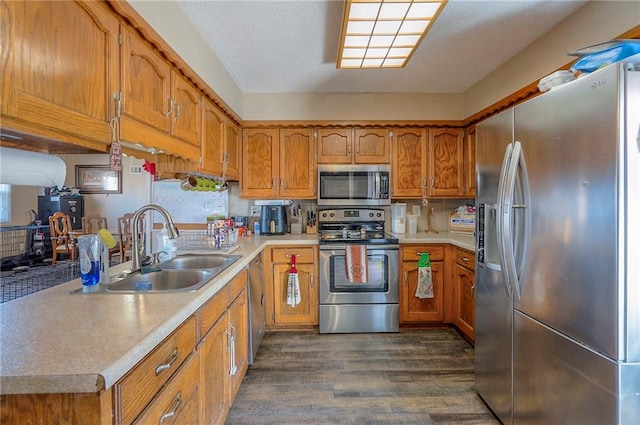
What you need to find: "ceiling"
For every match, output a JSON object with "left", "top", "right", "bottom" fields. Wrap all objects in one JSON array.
[{"left": 177, "top": 0, "right": 587, "bottom": 95}]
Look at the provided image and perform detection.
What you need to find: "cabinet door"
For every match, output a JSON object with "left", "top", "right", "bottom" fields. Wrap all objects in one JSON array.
[
  {"left": 455, "top": 263, "right": 475, "bottom": 341},
  {"left": 317, "top": 128, "right": 353, "bottom": 164},
  {"left": 464, "top": 126, "right": 476, "bottom": 198},
  {"left": 354, "top": 128, "right": 390, "bottom": 164},
  {"left": 171, "top": 72, "right": 201, "bottom": 148},
  {"left": 241, "top": 129, "right": 278, "bottom": 198},
  {"left": 273, "top": 263, "right": 318, "bottom": 325},
  {"left": 279, "top": 128, "right": 316, "bottom": 198},
  {"left": 400, "top": 261, "right": 445, "bottom": 323},
  {"left": 121, "top": 26, "right": 172, "bottom": 133},
  {"left": 224, "top": 119, "right": 242, "bottom": 180},
  {"left": 199, "top": 313, "right": 229, "bottom": 425},
  {"left": 228, "top": 290, "right": 248, "bottom": 405},
  {"left": 428, "top": 128, "right": 464, "bottom": 197},
  {"left": 200, "top": 97, "right": 224, "bottom": 176},
  {"left": 1, "top": 0, "right": 119, "bottom": 147},
  {"left": 392, "top": 128, "right": 427, "bottom": 198}
]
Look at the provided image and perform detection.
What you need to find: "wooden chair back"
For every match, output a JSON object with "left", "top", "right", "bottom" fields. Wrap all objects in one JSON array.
[
  {"left": 82, "top": 213, "right": 108, "bottom": 235},
  {"left": 117, "top": 213, "right": 144, "bottom": 262},
  {"left": 48, "top": 212, "right": 75, "bottom": 265}
]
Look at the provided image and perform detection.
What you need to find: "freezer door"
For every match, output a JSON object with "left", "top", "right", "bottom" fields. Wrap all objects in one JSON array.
[
  {"left": 475, "top": 109, "right": 516, "bottom": 425},
  {"left": 514, "top": 65, "right": 621, "bottom": 360},
  {"left": 514, "top": 311, "right": 621, "bottom": 425},
  {"left": 475, "top": 262, "right": 513, "bottom": 425}
]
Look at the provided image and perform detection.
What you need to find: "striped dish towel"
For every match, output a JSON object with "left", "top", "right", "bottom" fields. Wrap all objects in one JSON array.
[{"left": 346, "top": 245, "right": 368, "bottom": 283}]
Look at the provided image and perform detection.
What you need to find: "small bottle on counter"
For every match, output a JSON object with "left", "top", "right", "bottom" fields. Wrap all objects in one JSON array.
[{"left": 254, "top": 221, "right": 261, "bottom": 235}]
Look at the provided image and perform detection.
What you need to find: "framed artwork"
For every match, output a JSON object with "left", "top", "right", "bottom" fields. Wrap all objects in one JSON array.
[{"left": 75, "top": 165, "right": 122, "bottom": 194}]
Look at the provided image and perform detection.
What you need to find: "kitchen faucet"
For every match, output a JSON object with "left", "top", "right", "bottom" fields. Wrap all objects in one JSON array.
[{"left": 130, "top": 204, "right": 179, "bottom": 272}]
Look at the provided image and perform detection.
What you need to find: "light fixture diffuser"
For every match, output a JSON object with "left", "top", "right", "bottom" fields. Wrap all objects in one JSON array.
[{"left": 337, "top": 0, "right": 448, "bottom": 69}]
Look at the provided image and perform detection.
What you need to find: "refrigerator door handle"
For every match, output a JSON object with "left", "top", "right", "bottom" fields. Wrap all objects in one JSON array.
[
  {"left": 496, "top": 143, "right": 514, "bottom": 298},
  {"left": 502, "top": 141, "right": 531, "bottom": 299}
]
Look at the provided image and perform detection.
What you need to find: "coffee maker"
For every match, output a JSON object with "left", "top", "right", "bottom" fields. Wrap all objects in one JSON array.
[{"left": 260, "top": 206, "right": 287, "bottom": 235}]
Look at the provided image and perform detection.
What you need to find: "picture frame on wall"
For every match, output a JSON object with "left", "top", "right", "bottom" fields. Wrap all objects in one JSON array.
[{"left": 75, "top": 165, "right": 122, "bottom": 194}]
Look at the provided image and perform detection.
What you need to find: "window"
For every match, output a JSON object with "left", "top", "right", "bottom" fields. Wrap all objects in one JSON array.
[{"left": 0, "top": 184, "right": 10, "bottom": 223}]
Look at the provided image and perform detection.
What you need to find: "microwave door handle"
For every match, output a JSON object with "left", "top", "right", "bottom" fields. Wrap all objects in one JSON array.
[
  {"left": 375, "top": 172, "right": 380, "bottom": 199},
  {"left": 367, "top": 173, "right": 373, "bottom": 200}
]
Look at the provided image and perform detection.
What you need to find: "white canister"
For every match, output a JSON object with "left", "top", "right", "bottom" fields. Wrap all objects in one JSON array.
[
  {"left": 407, "top": 213, "right": 418, "bottom": 234},
  {"left": 391, "top": 203, "right": 407, "bottom": 233}
]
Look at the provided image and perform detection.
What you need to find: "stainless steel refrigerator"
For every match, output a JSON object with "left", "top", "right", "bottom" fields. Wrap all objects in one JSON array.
[{"left": 475, "top": 58, "right": 640, "bottom": 424}]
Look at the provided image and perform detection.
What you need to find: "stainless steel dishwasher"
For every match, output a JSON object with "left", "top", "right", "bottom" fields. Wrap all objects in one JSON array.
[{"left": 247, "top": 253, "right": 266, "bottom": 364}]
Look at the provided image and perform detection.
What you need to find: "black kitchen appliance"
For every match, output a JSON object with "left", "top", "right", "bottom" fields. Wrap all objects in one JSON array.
[{"left": 259, "top": 205, "right": 287, "bottom": 235}]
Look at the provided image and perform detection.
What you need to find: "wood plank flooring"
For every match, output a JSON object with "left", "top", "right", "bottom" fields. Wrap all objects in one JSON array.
[{"left": 226, "top": 328, "right": 500, "bottom": 425}]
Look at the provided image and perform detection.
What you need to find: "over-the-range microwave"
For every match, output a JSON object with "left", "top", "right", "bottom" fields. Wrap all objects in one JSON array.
[{"left": 317, "top": 164, "right": 390, "bottom": 206}]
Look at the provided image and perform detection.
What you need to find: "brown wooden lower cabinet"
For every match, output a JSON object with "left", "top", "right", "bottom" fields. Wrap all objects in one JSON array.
[
  {"left": 452, "top": 246, "right": 476, "bottom": 342},
  {"left": 266, "top": 245, "right": 318, "bottom": 328},
  {"left": 400, "top": 244, "right": 446, "bottom": 324}
]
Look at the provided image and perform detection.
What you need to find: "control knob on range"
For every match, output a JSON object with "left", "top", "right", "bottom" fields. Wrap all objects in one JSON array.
[
  {"left": 369, "top": 212, "right": 374, "bottom": 217},
  {"left": 376, "top": 212, "right": 382, "bottom": 218},
  {"left": 330, "top": 213, "right": 335, "bottom": 218}
]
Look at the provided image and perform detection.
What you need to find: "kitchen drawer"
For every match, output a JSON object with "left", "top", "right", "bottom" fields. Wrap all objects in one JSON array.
[
  {"left": 454, "top": 246, "right": 475, "bottom": 270},
  {"left": 132, "top": 351, "right": 200, "bottom": 425},
  {"left": 229, "top": 269, "right": 248, "bottom": 302},
  {"left": 272, "top": 247, "right": 315, "bottom": 264},
  {"left": 402, "top": 245, "right": 445, "bottom": 262},
  {"left": 197, "top": 288, "right": 229, "bottom": 341},
  {"left": 115, "top": 315, "right": 197, "bottom": 425}
]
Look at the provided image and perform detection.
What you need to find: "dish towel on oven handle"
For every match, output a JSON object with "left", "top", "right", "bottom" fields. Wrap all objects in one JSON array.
[
  {"left": 346, "top": 245, "right": 368, "bottom": 283},
  {"left": 287, "top": 255, "right": 301, "bottom": 307},
  {"left": 415, "top": 252, "right": 434, "bottom": 298}
]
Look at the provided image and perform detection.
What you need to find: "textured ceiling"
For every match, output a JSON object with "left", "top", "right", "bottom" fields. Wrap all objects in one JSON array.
[{"left": 177, "top": 0, "right": 587, "bottom": 94}]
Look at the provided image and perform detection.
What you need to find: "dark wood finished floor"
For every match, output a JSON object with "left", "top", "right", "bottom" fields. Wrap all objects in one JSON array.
[{"left": 226, "top": 328, "right": 500, "bottom": 425}]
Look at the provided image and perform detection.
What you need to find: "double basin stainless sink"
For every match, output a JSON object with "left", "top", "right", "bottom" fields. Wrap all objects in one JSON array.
[{"left": 77, "top": 254, "right": 241, "bottom": 294}]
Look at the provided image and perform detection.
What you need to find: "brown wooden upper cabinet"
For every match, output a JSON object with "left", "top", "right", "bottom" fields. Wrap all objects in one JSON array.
[
  {"left": 317, "top": 128, "right": 390, "bottom": 164},
  {"left": 120, "top": 26, "right": 201, "bottom": 162},
  {"left": 241, "top": 128, "right": 316, "bottom": 199},
  {"left": 201, "top": 97, "right": 241, "bottom": 180},
  {"left": 391, "top": 128, "right": 428, "bottom": 198},
  {"left": 0, "top": 0, "right": 119, "bottom": 151},
  {"left": 464, "top": 125, "right": 476, "bottom": 198},
  {"left": 427, "top": 127, "right": 465, "bottom": 198}
]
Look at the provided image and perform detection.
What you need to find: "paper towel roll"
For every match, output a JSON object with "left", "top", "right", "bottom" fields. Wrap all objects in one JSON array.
[{"left": 0, "top": 147, "right": 66, "bottom": 188}]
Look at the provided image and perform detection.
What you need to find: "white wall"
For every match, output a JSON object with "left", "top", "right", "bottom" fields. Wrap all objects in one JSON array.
[
  {"left": 59, "top": 154, "right": 152, "bottom": 234},
  {"left": 463, "top": 1, "right": 640, "bottom": 117},
  {"left": 242, "top": 93, "right": 464, "bottom": 121},
  {"left": 129, "top": 0, "right": 638, "bottom": 121},
  {"left": 126, "top": 0, "right": 244, "bottom": 116}
]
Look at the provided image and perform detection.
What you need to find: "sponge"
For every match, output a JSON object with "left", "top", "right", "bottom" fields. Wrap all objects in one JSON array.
[{"left": 97, "top": 228, "right": 117, "bottom": 249}]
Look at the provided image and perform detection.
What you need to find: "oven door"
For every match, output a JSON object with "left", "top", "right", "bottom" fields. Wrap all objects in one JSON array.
[{"left": 319, "top": 245, "right": 399, "bottom": 304}]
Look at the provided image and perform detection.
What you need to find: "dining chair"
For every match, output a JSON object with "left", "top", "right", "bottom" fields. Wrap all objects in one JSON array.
[
  {"left": 117, "top": 213, "right": 144, "bottom": 262},
  {"left": 82, "top": 213, "right": 120, "bottom": 262},
  {"left": 48, "top": 212, "right": 76, "bottom": 265}
]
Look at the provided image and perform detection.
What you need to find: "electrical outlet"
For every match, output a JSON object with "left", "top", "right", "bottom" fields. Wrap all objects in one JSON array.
[{"left": 250, "top": 206, "right": 261, "bottom": 216}]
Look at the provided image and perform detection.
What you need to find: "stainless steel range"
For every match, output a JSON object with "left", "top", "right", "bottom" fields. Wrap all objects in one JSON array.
[{"left": 318, "top": 208, "right": 399, "bottom": 333}]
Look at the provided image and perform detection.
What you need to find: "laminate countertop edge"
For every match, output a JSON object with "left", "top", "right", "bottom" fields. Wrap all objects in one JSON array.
[{"left": 0, "top": 232, "right": 473, "bottom": 395}]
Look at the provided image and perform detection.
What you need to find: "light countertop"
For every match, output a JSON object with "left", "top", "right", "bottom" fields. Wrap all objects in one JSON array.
[{"left": 0, "top": 232, "right": 473, "bottom": 395}]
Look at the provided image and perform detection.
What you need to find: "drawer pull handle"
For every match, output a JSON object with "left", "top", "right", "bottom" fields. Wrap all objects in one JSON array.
[
  {"left": 155, "top": 348, "right": 179, "bottom": 376},
  {"left": 461, "top": 256, "right": 470, "bottom": 262},
  {"left": 285, "top": 254, "right": 301, "bottom": 258},
  {"left": 159, "top": 391, "right": 182, "bottom": 423},
  {"left": 416, "top": 251, "right": 430, "bottom": 256}
]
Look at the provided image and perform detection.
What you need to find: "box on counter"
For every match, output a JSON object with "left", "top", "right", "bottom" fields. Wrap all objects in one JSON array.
[{"left": 449, "top": 205, "right": 475, "bottom": 234}]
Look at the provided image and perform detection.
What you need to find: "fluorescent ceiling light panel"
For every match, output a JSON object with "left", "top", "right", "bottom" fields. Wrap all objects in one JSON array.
[{"left": 337, "top": 0, "right": 447, "bottom": 69}]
